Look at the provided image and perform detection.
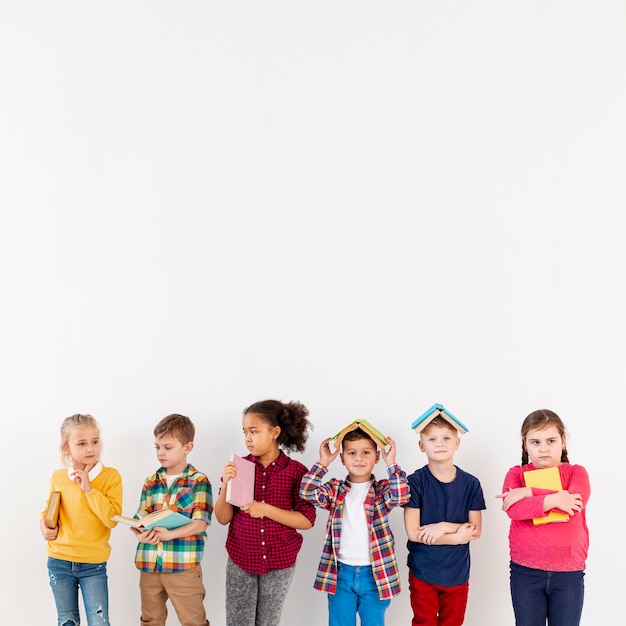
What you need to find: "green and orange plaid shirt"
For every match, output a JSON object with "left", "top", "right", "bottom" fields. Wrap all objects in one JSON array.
[{"left": 134, "top": 463, "right": 212, "bottom": 573}]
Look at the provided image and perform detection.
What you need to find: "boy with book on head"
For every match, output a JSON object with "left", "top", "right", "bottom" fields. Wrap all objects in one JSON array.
[
  {"left": 130, "top": 413, "right": 213, "bottom": 626},
  {"left": 404, "top": 404, "right": 485, "bottom": 626},
  {"left": 299, "top": 419, "right": 410, "bottom": 626}
]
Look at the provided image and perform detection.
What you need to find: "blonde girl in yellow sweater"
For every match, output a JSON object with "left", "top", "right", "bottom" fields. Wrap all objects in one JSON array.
[{"left": 40, "top": 413, "right": 123, "bottom": 625}]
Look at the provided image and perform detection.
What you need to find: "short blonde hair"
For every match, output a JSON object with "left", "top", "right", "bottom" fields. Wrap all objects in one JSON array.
[{"left": 420, "top": 415, "right": 458, "bottom": 436}]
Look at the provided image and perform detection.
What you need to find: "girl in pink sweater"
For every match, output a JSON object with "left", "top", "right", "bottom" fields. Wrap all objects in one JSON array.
[{"left": 497, "top": 409, "right": 590, "bottom": 626}]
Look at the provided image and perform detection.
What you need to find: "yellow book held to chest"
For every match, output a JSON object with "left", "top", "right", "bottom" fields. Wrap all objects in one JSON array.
[{"left": 523, "top": 466, "right": 570, "bottom": 525}]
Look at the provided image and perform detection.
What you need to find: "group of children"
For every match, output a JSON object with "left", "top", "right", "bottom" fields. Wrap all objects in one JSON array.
[{"left": 40, "top": 402, "right": 590, "bottom": 626}]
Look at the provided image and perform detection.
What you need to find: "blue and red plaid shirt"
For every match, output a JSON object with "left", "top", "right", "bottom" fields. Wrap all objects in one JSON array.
[
  {"left": 134, "top": 463, "right": 212, "bottom": 573},
  {"left": 224, "top": 450, "right": 316, "bottom": 575},
  {"left": 299, "top": 462, "right": 410, "bottom": 599}
]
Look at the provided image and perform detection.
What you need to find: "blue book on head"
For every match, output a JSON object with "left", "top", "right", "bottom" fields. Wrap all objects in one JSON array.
[{"left": 411, "top": 403, "right": 469, "bottom": 434}]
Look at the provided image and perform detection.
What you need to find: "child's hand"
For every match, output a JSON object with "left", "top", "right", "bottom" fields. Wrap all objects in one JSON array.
[
  {"left": 416, "top": 522, "right": 448, "bottom": 545},
  {"left": 152, "top": 526, "right": 173, "bottom": 542},
  {"left": 131, "top": 526, "right": 160, "bottom": 544},
  {"left": 380, "top": 436, "right": 397, "bottom": 466},
  {"left": 319, "top": 438, "right": 339, "bottom": 468},
  {"left": 70, "top": 465, "right": 92, "bottom": 493},
  {"left": 221, "top": 461, "right": 237, "bottom": 485},
  {"left": 240, "top": 501, "right": 268, "bottom": 519},
  {"left": 496, "top": 487, "right": 532, "bottom": 511},
  {"left": 455, "top": 522, "right": 477, "bottom": 543},
  {"left": 39, "top": 518, "right": 58, "bottom": 541},
  {"left": 545, "top": 490, "right": 583, "bottom": 515}
]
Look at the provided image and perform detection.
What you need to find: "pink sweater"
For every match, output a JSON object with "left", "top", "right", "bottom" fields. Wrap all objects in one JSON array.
[{"left": 502, "top": 463, "right": 590, "bottom": 572}]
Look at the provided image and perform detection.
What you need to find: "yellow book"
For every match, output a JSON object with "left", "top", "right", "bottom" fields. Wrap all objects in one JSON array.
[
  {"left": 523, "top": 466, "right": 570, "bottom": 525},
  {"left": 329, "top": 419, "right": 388, "bottom": 451}
]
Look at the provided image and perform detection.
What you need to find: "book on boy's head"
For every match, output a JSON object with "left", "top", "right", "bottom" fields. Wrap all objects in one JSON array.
[
  {"left": 329, "top": 419, "right": 389, "bottom": 451},
  {"left": 226, "top": 454, "right": 255, "bottom": 507},
  {"left": 44, "top": 491, "right": 61, "bottom": 529},
  {"left": 411, "top": 403, "right": 469, "bottom": 435},
  {"left": 112, "top": 509, "right": 193, "bottom": 530},
  {"left": 523, "top": 466, "right": 570, "bottom": 525}
]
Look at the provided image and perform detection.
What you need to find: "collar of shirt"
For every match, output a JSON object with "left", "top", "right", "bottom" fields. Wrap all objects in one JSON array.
[
  {"left": 248, "top": 449, "right": 289, "bottom": 471},
  {"left": 67, "top": 461, "right": 103, "bottom": 481},
  {"left": 156, "top": 463, "right": 195, "bottom": 481}
]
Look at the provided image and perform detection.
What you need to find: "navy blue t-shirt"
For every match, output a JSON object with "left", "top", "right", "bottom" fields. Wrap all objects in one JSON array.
[{"left": 405, "top": 465, "right": 486, "bottom": 587}]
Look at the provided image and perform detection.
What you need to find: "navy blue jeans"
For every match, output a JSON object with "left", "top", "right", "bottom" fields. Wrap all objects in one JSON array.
[
  {"left": 47, "top": 557, "right": 110, "bottom": 626},
  {"left": 510, "top": 561, "right": 584, "bottom": 626}
]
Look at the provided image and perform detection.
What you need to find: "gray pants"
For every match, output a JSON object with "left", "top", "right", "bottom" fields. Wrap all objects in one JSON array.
[{"left": 225, "top": 558, "right": 295, "bottom": 626}]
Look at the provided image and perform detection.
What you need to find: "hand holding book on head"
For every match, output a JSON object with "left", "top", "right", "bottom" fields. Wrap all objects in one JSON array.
[
  {"left": 318, "top": 438, "right": 340, "bottom": 468},
  {"left": 380, "top": 436, "right": 397, "bottom": 466}
]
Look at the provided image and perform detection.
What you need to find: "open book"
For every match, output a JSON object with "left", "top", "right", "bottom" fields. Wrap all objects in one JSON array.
[
  {"left": 329, "top": 419, "right": 389, "bottom": 451},
  {"left": 112, "top": 509, "right": 193, "bottom": 530},
  {"left": 523, "top": 466, "right": 570, "bottom": 525},
  {"left": 411, "top": 403, "right": 469, "bottom": 434},
  {"left": 226, "top": 454, "right": 255, "bottom": 507}
]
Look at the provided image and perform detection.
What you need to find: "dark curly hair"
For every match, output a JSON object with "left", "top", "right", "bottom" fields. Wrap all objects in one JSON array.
[{"left": 244, "top": 399, "right": 311, "bottom": 453}]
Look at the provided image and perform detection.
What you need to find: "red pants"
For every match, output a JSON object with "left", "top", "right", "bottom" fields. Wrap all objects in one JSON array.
[{"left": 409, "top": 571, "right": 469, "bottom": 626}]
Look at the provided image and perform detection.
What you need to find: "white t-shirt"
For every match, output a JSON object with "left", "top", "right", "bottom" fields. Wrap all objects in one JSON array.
[
  {"left": 166, "top": 473, "right": 181, "bottom": 489},
  {"left": 338, "top": 480, "right": 372, "bottom": 566}
]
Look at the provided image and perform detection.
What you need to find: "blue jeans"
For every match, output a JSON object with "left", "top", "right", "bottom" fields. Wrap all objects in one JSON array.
[
  {"left": 47, "top": 557, "right": 110, "bottom": 626},
  {"left": 510, "top": 561, "right": 584, "bottom": 626},
  {"left": 328, "top": 563, "right": 390, "bottom": 626}
]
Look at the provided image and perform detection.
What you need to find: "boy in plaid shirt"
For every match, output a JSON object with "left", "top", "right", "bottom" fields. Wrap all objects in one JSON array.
[
  {"left": 131, "top": 414, "right": 213, "bottom": 626},
  {"left": 299, "top": 426, "right": 410, "bottom": 626}
]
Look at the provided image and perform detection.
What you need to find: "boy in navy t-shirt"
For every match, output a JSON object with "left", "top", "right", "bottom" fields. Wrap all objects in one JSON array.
[{"left": 404, "top": 415, "right": 485, "bottom": 626}]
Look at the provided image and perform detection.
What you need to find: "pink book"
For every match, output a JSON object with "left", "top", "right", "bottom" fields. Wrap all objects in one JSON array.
[{"left": 226, "top": 454, "right": 255, "bottom": 507}]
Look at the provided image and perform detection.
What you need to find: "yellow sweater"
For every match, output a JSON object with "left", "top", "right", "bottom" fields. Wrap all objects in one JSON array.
[{"left": 42, "top": 464, "right": 123, "bottom": 564}]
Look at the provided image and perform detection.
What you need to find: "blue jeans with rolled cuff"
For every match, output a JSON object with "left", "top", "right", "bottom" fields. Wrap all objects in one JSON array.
[
  {"left": 328, "top": 562, "right": 390, "bottom": 626},
  {"left": 47, "top": 557, "right": 110, "bottom": 626}
]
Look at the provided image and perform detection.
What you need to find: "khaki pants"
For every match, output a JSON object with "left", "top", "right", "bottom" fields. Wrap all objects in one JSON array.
[{"left": 140, "top": 565, "right": 210, "bottom": 626}]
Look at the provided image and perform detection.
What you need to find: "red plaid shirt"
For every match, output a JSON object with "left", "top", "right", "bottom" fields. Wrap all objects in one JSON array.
[
  {"left": 299, "top": 462, "right": 410, "bottom": 599},
  {"left": 224, "top": 451, "right": 316, "bottom": 575}
]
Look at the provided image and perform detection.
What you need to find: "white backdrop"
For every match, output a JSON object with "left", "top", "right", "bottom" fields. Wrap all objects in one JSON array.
[{"left": 1, "top": 2, "right": 624, "bottom": 624}]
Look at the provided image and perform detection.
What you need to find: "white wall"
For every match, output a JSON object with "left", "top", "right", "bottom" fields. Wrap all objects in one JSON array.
[{"left": 1, "top": 2, "right": 624, "bottom": 624}]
